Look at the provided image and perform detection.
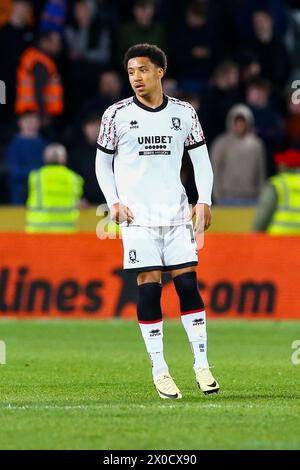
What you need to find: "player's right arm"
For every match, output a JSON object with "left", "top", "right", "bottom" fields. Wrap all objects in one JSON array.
[
  {"left": 95, "top": 106, "right": 134, "bottom": 224},
  {"left": 95, "top": 149, "right": 134, "bottom": 224}
]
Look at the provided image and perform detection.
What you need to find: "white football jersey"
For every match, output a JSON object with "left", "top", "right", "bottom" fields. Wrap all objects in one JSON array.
[{"left": 97, "top": 95, "right": 206, "bottom": 226}]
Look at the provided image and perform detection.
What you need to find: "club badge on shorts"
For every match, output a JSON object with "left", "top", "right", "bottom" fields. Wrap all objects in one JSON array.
[{"left": 128, "top": 249, "right": 139, "bottom": 264}]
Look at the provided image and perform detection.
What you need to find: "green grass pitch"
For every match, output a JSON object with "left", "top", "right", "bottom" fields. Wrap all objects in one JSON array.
[{"left": 0, "top": 319, "right": 299, "bottom": 450}]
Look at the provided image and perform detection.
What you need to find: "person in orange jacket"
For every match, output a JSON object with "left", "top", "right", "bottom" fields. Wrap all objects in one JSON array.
[{"left": 15, "top": 30, "right": 64, "bottom": 128}]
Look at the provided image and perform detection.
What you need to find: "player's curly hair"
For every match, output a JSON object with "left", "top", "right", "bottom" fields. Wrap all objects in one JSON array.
[{"left": 123, "top": 43, "right": 167, "bottom": 73}]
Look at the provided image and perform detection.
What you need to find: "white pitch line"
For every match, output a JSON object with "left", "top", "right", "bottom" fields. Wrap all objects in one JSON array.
[
  {"left": 0, "top": 402, "right": 268, "bottom": 411},
  {"left": 1, "top": 404, "right": 177, "bottom": 411}
]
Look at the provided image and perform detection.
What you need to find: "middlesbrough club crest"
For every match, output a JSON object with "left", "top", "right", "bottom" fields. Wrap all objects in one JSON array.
[
  {"left": 171, "top": 117, "right": 181, "bottom": 130},
  {"left": 128, "top": 249, "right": 139, "bottom": 264}
]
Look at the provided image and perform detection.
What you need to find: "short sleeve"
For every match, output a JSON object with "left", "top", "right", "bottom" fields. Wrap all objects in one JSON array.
[
  {"left": 97, "top": 106, "right": 118, "bottom": 154},
  {"left": 184, "top": 105, "right": 206, "bottom": 150}
]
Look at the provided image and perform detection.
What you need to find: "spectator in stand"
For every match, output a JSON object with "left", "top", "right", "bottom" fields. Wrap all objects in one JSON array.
[
  {"left": 286, "top": 5, "right": 300, "bottom": 81},
  {"left": 170, "top": 1, "right": 214, "bottom": 93},
  {"left": 0, "top": 0, "right": 34, "bottom": 120},
  {"left": 69, "top": 114, "right": 104, "bottom": 206},
  {"left": 65, "top": 0, "right": 115, "bottom": 112},
  {"left": 5, "top": 111, "right": 47, "bottom": 204},
  {"left": 65, "top": 69, "right": 123, "bottom": 145},
  {"left": 210, "top": 104, "right": 266, "bottom": 206},
  {"left": 15, "top": 30, "right": 64, "bottom": 134},
  {"left": 202, "top": 60, "right": 241, "bottom": 146},
  {"left": 229, "top": 0, "right": 287, "bottom": 42},
  {"left": 78, "top": 70, "right": 123, "bottom": 125},
  {"left": 253, "top": 148, "right": 300, "bottom": 234},
  {"left": 246, "top": 79, "right": 284, "bottom": 177},
  {"left": 118, "top": 0, "right": 166, "bottom": 60},
  {"left": 40, "top": 0, "right": 67, "bottom": 34},
  {"left": 0, "top": 0, "right": 12, "bottom": 27},
  {"left": 65, "top": 0, "right": 113, "bottom": 66},
  {"left": 238, "top": 50, "right": 262, "bottom": 92},
  {"left": 240, "top": 10, "right": 290, "bottom": 94},
  {"left": 285, "top": 90, "right": 300, "bottom": 148}
]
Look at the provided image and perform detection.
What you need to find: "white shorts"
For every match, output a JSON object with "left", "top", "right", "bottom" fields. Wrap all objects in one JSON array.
[{"left": 121, "top": 224, "right": 198, "bottom": 272}]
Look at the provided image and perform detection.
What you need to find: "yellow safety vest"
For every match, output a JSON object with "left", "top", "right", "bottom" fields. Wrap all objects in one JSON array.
[
  {"left": 267, "top": 172, "right": 300, "bottom": 235},
  {"left": 26, "top": 165, "right": 83, "bottom": 233}
]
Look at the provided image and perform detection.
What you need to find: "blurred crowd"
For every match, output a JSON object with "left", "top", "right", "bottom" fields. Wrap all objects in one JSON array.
[{"left": 0, "top": 0, "right": 300, "bottom": 208}]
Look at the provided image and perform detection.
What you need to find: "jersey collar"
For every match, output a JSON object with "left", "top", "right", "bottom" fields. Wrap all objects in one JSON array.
[{"left": 133, "top": 94, "right": 168, "bottom": 112}]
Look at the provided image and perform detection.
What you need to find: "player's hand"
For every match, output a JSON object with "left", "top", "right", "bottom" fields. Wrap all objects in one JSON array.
[
  {"left": 111, "top": 203, "right": 134, "bottom": 225},
  {"left": 190, "top": 203, "right": 212, "bottom": 234}
]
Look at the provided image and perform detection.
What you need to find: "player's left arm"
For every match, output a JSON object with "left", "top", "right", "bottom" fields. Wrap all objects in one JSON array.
[
  {"left": 188, "top": 144, "right": 213, "bottom": 233},
  {"left": 185, "top": 105, "right": 213, "bottom": 233}
]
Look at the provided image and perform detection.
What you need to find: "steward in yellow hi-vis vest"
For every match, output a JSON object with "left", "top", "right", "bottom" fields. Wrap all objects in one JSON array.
[
  {"left": 253, "top": 149, "right": 300, "bottom": 235},
  {"left": 26, "top": 144, "right": 83, "bottom": 233}
]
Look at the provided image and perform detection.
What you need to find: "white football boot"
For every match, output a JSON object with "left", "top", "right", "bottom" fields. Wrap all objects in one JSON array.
[
  {"left": 154, "top": 373, "right": 182, "bottom": 400},
  {"left": 195, "top": 367, "right": 220, "bottom": 394}
]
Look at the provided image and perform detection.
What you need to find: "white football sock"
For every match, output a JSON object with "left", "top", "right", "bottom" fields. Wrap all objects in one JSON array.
[
  {"left": 138, "top": 321, "right": 169, "bottom": 378},
  {"left": 181, "top": 310, "right": 209, "bottom": 369}
]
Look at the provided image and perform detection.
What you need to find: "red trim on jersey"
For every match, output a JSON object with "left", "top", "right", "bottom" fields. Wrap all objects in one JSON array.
[
  {"left": 181, "top": 309, "right": 206, "bottom": 316},
  {"left": 138, "top": 319, "right": 162, "bottom": 324}
]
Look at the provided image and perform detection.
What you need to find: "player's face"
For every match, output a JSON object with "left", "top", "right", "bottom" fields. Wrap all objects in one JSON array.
[{"left": 127, "top": 57, "right": 164, "bottom": 97}]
